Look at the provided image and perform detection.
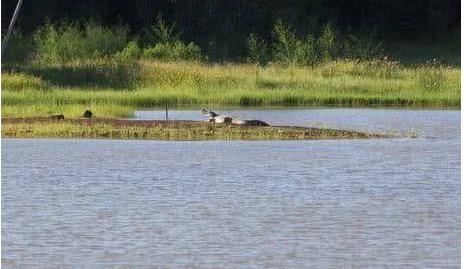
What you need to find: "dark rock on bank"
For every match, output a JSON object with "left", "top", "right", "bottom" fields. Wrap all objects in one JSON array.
[{"left": 82, "top": 109, "right": 93, "bottom": 118}]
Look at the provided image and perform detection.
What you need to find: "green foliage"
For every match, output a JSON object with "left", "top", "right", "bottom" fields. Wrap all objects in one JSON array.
[
  {"left": 247, "top": 33, "right": 268, "bottom": 65},
  {"left": 33, "top": 20, "right": 128, "bottom": 63},
  {"left": 142, "top": 14, "right": 179, "bottom": 46},
  {"left": 83, "top": 21, "right": 128, "bottom": 58},
  {"left": 142, "top": 41, "right": 201, "bottom": 61},
  {"left": 34, "top": 21, "right": 84, "bottom": 63},
  {"left": 115, "top": 41, "right": 141, "bottom": 61},
  {"left": 141, "top": 15, "right": 202, "bottom": 61},
  {"left": 300, "top": 34, "right": 318, "bottom": 64},
  {"left": 317, "top": 23, "right": 338, "bottom": 61},
  {"left": 267, "top": 20, "right": 383, "bottom": 65},
  {"left": 271, "top": 20, "right": 316, "bottom": 65},
  {"left": 271, "top": 20, "right": 299, "bottom": 65}
]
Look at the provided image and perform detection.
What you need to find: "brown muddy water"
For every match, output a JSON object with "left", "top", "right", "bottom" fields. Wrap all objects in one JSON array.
[{"left": 2, "top": 108, "right": 460, "bottom": 268}]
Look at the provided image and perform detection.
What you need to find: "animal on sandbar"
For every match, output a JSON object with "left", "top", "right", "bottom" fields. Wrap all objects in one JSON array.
[
  {"left": 201, "top": 109, "right": 232, "bottom": 124},
  {"left": 201, "top": 108, "right": 219, "bottom": 120},
  {"left": 201, "top": 109, "right": 269, "bottom": 126},
  {"left": 232, "top": 118, "right": 269, "bottom": 126}
]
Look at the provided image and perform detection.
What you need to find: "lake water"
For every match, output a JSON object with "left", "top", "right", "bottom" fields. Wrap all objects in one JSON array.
[{"left": 2, "top": 108, "right": 460, "bottom": 268}]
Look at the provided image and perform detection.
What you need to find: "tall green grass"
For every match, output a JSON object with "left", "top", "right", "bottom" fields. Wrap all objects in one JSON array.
[{"left": 1, "top": 59, "right": 460, "bottom": 118}]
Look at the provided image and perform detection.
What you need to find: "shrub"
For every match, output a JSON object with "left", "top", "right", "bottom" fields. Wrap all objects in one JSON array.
[
  {"left": 267, "top": 20, "right": 383, "bottom": 65},
  {"left": 115, "top": 41, "right": 141, "bottom": 61},
  {"left": 271, "top": 20, "right": 316, "bottom": 65},
  {"left": 317, "top": 23, "right": 339, "bottom": 61},
  {"left": 141, "top": 15, "right": 202, "bottom": 61},
  {"left": 34, "top": 20, "right": 128, "bottom": 63},
  {"left": 299, "top": 34, "right": 318, "bottom": 64},
  {"left": 83, "top": 21, "right": 128, "bottom": 58},
  {"left": 247, "top": 33, "right": 268, "bottom": 65},
  {"left": 34, "top": 21, "right": 84, "bottom": 63},
  {"left": 143, "top": 41, "right": 201, "bottom": 61},
  {"left": 142, "top": 14, "right": 178, "bottom": 46},
  {"left": 271, "top": 20, "right": 299, "bottom": 65}
]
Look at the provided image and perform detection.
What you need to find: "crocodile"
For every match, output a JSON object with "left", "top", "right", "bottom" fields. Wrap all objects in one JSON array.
[{"left": 201, "top": 109, "right": 269, "bottom": 126}]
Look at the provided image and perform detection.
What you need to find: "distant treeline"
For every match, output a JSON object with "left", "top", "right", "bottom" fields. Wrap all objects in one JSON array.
[
  {"left": 1, "top": 0, "right": 460, "bottom": 61},
  {"left": 3, "top": 17, "right": 384, "bottom": 66}
]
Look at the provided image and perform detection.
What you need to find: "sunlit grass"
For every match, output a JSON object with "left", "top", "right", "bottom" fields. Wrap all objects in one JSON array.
[
  {"left": 2, "top": 120, "right": 382, "bottom": 140},
  {"left": 2, "top": 59, "right": 460, "bottom": 118}
]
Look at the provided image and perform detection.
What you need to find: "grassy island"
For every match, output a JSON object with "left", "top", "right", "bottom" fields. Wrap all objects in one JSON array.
[{"left": 2, "top": 118, "right": 386, "bottom": 141}]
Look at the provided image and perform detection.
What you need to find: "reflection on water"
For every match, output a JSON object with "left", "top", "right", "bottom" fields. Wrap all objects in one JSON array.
[{"left": 2, "top": 109, "right": 460, "bottom": 267}]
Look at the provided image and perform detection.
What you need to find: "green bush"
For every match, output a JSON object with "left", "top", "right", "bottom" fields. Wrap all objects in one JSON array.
[
  {"left": 271, "top": 20, "right": 299, "bottom": 65},
  {"left": 143, "top": 41, "right": 201, "bottom": 61},
  {"left": 142, "top": 14, "right": 179, "bottom": 46},
  {"left": 115, "top": 41, "right": 141, "bottom": 61},
  {"left": 83, "top": 21, "right": 128, "bottom": 58},
  {"left": 247, "top": 33, "right": 269, "bottom": 65},
  {"left": 271, "top": 20, "right": 317, "bottom": 65},
  {"left": 34, "top": 21, "right": 84, "bottom": 62},
  {"left": 317, "top": 23, "right": 339, "bottom": 61},
  {"left": 141, "top": 15, "right": 202, "bottom": 61},
  {"left": 33, "top": 21, "right": 128, "bottom": 63},
  {"left": 299, "top": 34, "right": 318, "bottom": 64},
  {"left": 267, "top": 20, "right": 383, "bottom": 65}
]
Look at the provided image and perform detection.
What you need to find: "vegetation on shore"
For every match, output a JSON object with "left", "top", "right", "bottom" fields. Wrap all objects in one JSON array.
[
  {"left": 1, "top": 19, "right": 460, "bottom": 119},
  {"left": 2, "top": 59, "right": 460, "bottom": 118},
  {"left": 2, "top": 118, "right": 385, "bottom": 140}
]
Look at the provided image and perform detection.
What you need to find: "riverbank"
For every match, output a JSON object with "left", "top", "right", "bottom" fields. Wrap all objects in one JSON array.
[
  {"left": 1, "top": 118, "right": 386, "bottom": 140},
  {"left": 1, "top": 59, "right": 460, "bottom": 119}
]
